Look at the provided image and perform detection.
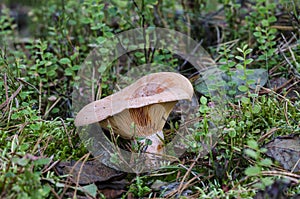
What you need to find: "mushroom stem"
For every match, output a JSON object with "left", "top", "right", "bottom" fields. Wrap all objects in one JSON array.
[{"left": 140, "top": 130, "right": 164, "bottom": 155}]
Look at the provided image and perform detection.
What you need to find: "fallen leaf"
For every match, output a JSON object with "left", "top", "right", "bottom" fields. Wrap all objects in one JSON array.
[
  {"left": 55, "top": 159, "right": 125, "bottom": 184},
  {"left": 100, "top": 188, "right": 126, "bottom": 199},
  {"left": 269, "top": 77, "right": 288, "bottom": 90},
  {"left": 264, "top": 135, "right": 300, "bottom": 172},
  {"left": 97, "top": 179, "right": 128, "bottom": 190},
  {"left": 254, "top": 180, "right": 289, "bottom": 199}
]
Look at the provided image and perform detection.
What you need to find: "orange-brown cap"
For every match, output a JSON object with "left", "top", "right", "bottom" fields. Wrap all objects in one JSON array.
[{"left": 75, "top": 72, "right": 193, "bottom": 127}]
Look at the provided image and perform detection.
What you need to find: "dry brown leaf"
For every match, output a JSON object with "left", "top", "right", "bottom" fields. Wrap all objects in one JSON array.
[
  {"left": 264, "top": 135, "right": 300, "bottom": 172},
  {"left": 100, "top": 188, "right": 126, "bottom": 199},
  {"left": 55, "top": 160, "right": 124, "bottom": 184}
]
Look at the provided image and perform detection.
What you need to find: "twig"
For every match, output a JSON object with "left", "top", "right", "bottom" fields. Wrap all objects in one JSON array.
[
  {"left": 154, "top": 0, "right": 168, "bottom": 28},
  {"left": 284, "top": 79, "right": 300, "bottom": 92},
  {"left": 0, "top": 83, "right": 22, "bottom": 110},
  {"left": 42, "top": 159, "right": 60, "bottom": 174},
  {"left": 59, "top": 117, "right": 74, "bottom": 148},
  {"left": 291, "top": 158, "right": 300, "bottom": 173},
  {"left": 148, "top": 29, "right": 159, "bottom": 64},
  {"left": 43, "top": 97, "right": 62, "bottom": 118},
  {"left": 91, "top": 67, "right": 95, "bottom": 101},
  {"left": 178, "top": 164, "right": 201, "bottom": 181},
  {"left": 215, "top": 39, "right": 239, "bottom": 61},
  {"left": 132, "top": 0, "right": 150, "bottom": 64},
  {"left": 258, "top": 127, "right": 279, "bottom": 143},
  {"left": 284, "top": 101, "right": 291, "bottom": 126},
  {"left": 49, "top": 186, "right": 61, "bottom": 199},
  {"left": 112, "top": 30, "right": 139, "bottom": 67},
  {"left": 73, "top": 153, "right": 90, "bottom": 199},
  {"left": 59, "top": 153, "right": 91, "bottom": 198},
  {"left": 178, "top": 39, "right": 204, "bottom": 71},
  {"left": 15, "top": 77, "right": 40, "bottom": 94},
  {"left": 4, "top": 74, "right": 9, "bottom": 110},
  {"left": 166, "top": 152, "right": 202, "bottom": 198},
  {"left": 258, "top": 86, "right": 292, "bottom": 103},
  {"left": 261, "top": 170, "right": 300, "bottom": 183},
  {"left": 39, "top": 79, "right": 42, "bottom": 114},
  {"left": 279, "top": 33, "right": 300, "bottom": 79}
]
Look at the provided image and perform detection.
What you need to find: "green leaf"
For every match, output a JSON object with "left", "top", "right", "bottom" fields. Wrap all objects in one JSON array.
[
  {"left": 245, "top": 166, "right": 261, "bottom": 176},
  {"left": 96, "top": 36, "right": 106, "bottom": 44},
  {"left": 134, "top": 51, "right": 144, "bottom": 58},
  {"left": 200, "top": 96, "right": 207, "bottom": 105},
  {"left": 238, "top": 85, "right": 248, "bottom": 92},
  {"left": 245, "top": 49, "right": 252, "bottom": 55},
  {"left": 51, "top": 107, "right": 60, "bottom": 114},
  {"left": 242, "top": 44, "right": 249, "bottom": 51},
  {"left": 245, "top": 149, "right": 258, "bottom": 159},
  {"left": 228, "top": 128, "right": 237, "bottom": 138},
  {"left": 110, "top": 153, "right": 119, "bottom": 164},
  {"left": 64, "top": 68, "right": 73, "bottom": 76},
  {"left": 199, "top": 105, "right": 209, "bottom": 113},
  {"left": 59, "top": 58, "right": 71, "bottom": 65},
  {"left": 246, "top": 79, "right": 256, "bottom": 85},
  {"left": 261, "top": 177, "right": 274, "bottom": 187},
  {"left": 245, "top": 111, "right": 252, "bottom": 118},
  {"left": 34, "top": 158, "right": 51, "bottom": 166},
  {"left": 235, "top": 56, "right": 244, "bottom": 61},
  {"left": 72, "top": 65, "right": 80, "bottom": 71},
  {"left": 236, "top": 63, "right": 244, "bottom": 70},
  {"left": 268, "top": 35, "right": 276, "bottom": 40},
  {"left": 229, "top": 120, "right": 236, "bottom": 127},
  {"left": 245, "top": 69, "right": 254, "bottom": 75},
  {"left": 241, "top": 96, "right": 250, "bottom": 104},
  {"left": 145, "top": 138, "right": 153, "bottom": 146},
  {"left": 247, "top": 139, "right": 258, "bottom": 149},
  {"left": 30, "top": 123, "right": 40, "bottom": 131},
  {"left": 228, "top": 90, "right": 236, "bottom": 95},
  {"left": 253, "top": 32, "right": 262, "bottom": 37},
  {"left": 252, "top": 104, "right": 261, "bottom": 114},
  {"left": 99, "top": 48, "right": 109, "bottom": 54},
  {"left": 12, "top": 157, "right": 30, "bottom": 166},
  {"left": 268, "top": 28, "right": 277, "bottom": 34},
  {"left": 245, "top": 58, "right": 254, "bottom": 65},
  {"left": 48, "top": 70, "right": 56, "bottom": 77},
  {"left": 112, "top": 0, "right": 128, "bottom": 8},
  {"left": 259, "top": 158, "right": 272, "bottom": 167},
  {"left": 228, "top": 61, "right": 236, "bottom": 67},
  {"left": 5, "top": 172, "right": 15, "bottom": 178},
  {"left": 255, "top": 26, "right": 262, "bottom": 31},
  {"left": 79, "top": 184, "right": 98, "bottom": 198},
  {"left": 268, "top": 16, "right": 277, "bottom": 23},
  {"left": 91, "top": 23, "right": 104, "bottom": 30},
  {"left": 104, "top": 31, "right": 114, "bottom": 38},
  {"left": 237, "top": 47, "right": 243, "bottom": 53},
  {"left": 219, "top": 64, "right": 228, "bottom": 71},
  {"left": 81, "top": 17, "right": 92, "bottom": 24},
  {"left": 38, "top": 67, "right": 47, "bottom": 74},
  {"left": 261, "top": 19, "right": 269, "bottom": 27},
  {"left": 219, "top": 58, "right": 227, "bottom": 63},
  {"left": 98, "top": 65, "right": 108, "bottom": 73},
  {"left": 11, "top": 135, "right": 19, "bottom": 153},
  {"left": 246, "top": 120, "right": 252, "bottom": 126},
  {"left": 259, "top": 45, "right": 267, "bottom": 50}
]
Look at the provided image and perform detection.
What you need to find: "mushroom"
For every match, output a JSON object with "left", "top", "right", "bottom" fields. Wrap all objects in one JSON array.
[{"left": 75, "top": 72, "right": 194, "bottom": 156}]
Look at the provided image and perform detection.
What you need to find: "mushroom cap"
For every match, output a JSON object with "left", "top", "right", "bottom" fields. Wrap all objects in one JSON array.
[{"left": 75, "top": 72, "right": 194, "bottom": 126}]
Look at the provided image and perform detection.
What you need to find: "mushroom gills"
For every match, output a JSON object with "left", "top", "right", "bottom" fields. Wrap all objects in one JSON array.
[{"left": 99, "top": 101, "right": 177, "bottom": 154}]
